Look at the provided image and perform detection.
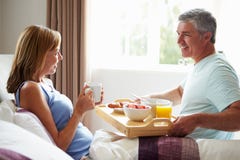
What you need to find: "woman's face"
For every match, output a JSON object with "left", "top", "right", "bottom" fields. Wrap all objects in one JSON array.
[{"left": 42, "top": 46, "right": 63, "bottom": 76}]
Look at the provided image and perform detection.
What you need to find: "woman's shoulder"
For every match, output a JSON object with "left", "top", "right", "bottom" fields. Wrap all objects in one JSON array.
[
  {"left": 19, "top": 81, "right": 45, "bottom": 110},
  {"left": 20, "top": 81, "right": 42, "bottom": 95}
]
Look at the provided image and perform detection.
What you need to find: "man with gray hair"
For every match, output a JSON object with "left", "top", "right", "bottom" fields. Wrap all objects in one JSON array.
[{"left": 142, "top": 8, "right": 240, "bottom": 139}]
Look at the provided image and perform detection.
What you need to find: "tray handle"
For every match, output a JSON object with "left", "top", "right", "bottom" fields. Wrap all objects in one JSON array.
[{"left": 146, "top": 118, "right": 173, "bottom": 128}]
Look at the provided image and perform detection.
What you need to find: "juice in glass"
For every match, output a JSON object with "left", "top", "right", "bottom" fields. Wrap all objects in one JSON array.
[
  {"left": 156, "top": 105, "right": 172, "bottom": 118},
  {"left": 143, "top": 98, "right": 172, "bottom": 118}
]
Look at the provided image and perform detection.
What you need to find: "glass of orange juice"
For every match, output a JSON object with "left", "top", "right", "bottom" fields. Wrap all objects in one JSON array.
[{"left": 155, "top": 99, "right": 172, "bottom": 118}]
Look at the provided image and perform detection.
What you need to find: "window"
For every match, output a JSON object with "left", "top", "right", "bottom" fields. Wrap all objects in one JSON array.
[{"left": 86, "top": 0, "right": 240, "bottom": 73}]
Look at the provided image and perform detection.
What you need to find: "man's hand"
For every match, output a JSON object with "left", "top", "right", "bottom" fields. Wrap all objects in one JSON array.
[{"left": 168, "top": 114, "right": 199, "bottom": 137}]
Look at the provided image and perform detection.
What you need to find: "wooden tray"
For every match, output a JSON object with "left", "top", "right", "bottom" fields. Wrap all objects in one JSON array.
[{"left": 95, "top": 104, "right": 173, "bottom": 138}]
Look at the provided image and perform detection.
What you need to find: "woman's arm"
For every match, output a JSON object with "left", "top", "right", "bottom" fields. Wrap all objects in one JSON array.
[{"left": 19, "top": 81, "right": 94, "bottom": 151}]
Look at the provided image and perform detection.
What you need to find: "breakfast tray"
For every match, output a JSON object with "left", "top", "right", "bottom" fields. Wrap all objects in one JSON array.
[{"left": 95, "top": 104, "right": 173, "bottom": 138}]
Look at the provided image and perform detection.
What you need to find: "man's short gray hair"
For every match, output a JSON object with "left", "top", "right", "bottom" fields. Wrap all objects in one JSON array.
[{"left": 178, "top": 8, "right": 217, "bottom": 44}]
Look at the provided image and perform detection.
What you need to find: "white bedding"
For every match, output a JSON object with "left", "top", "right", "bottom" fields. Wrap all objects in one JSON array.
[
  {"left": 0, "top": 100, "right": 72, "bottom": 159},
  {"left": 89, "top": 130, "right": 138, "bottom": 160},
  {"left": 197, "top": 139, "right": 240, "bottom": 160},
  {"left": 0, "top": 100, "right": 54, "bottom": 144},
  {"left": 0, "top": 120, "right": 73, "bottom": 160},
  {"left": 1, "top": 99, "right": 240, "bottom": 160},
  {"left": 89, "top": 129, "right": 240, "bottom": 160}
]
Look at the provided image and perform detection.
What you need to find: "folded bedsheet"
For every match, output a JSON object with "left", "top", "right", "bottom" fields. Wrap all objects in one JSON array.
[
  {"left": 138, "top": 136, "right": 199, "bottom": 160},
  {"left": 0, "top": 148, "right": 31, "bottom": 160}
]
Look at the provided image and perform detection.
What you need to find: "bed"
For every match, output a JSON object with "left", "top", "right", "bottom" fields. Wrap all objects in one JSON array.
[
  {"left": 1, "top": 54, "right": 240, "bottom": 160},
  {"left": 89, "top": 128, "right": 240, "bottom": 160}
]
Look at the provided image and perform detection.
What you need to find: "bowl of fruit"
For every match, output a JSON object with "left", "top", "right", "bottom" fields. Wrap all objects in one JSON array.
[{"left": 123, "top": 103, "right": 151, "bottom": 121}]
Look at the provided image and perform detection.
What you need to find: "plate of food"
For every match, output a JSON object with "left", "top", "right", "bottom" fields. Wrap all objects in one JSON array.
[{"left": 106, "top": 98, "right": 134, "bottom": 114}]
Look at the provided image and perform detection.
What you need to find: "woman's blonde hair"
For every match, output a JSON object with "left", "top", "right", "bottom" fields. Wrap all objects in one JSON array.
[{"left": 7, "top": 25, "right": 61, "bottom": 93}]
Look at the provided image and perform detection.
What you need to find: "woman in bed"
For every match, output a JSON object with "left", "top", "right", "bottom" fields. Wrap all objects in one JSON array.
[{"left": 6, "top": 25, "right": 100, "bottom": 160}]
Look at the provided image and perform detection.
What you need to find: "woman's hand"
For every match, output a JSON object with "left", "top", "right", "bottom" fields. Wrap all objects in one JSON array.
[
  {"left": 74, "top": 86, "right": 95, "bottom": 116},
  {"left": 83, "top": 83, "right": 104, "bottom": 105}
]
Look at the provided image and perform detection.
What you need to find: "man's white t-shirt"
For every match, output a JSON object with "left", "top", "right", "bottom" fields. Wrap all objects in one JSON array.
[{"left": 180, "top": 53, "right": 240, "bottom": 139}]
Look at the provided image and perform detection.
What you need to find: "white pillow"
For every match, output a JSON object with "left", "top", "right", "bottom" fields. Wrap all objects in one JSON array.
[
  {"left": 0, "top": 79, "right": 14, "bottom": 102},
  {"left": 0, "top": 100, "right": 15, "bottom": 122},
  {"left": 0, "top": 120, "right": 73, "bottom": 160},
  {"left": 14, "top": 110, "right": 55, "bottom": 144},
  {"left": 0, "top": 100, "right": 54, "bottom": 144}
]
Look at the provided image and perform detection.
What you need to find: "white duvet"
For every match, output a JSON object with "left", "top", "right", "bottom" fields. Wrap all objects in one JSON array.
[
  {"left": 0, "top": 120, "right": 73, "bottom": 160},
  {"left": 89, "top": 130, "right": 138, "bottom": 160},
  {"left": 1, "top": 99, "right": 240, "bottom": 160},
  {"left": 89, "top": 129, "right": 240, "bottom": 160}
]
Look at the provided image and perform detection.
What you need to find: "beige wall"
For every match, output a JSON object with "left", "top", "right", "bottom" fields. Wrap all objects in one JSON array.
[
  {"left": 0, "top": 0, "right": 46, "bottom": 54},
  {"left": 0, "top": 1, "right": 3, "bottom": 49}
]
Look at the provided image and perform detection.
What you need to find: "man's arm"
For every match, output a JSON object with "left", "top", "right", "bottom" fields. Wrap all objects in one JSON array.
[
  {"left": 146, "top": 85, "right": 183, "bottom": 106},
  {"left": 197, "top": 100, "right": 240, "bottom": 131},
  {"left": 169, "top": 100, "right": 240, "bottom": 137}
]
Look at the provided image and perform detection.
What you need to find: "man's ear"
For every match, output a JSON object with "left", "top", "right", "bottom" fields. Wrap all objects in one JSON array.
[{"left": 203, "top": 31, "right": 212, "bottom": 41}]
